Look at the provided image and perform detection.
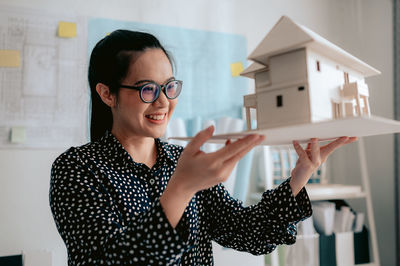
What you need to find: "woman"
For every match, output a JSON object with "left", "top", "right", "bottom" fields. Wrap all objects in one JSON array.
[{"left": 49, "top": 30, "right": 356, "bottom": 265}]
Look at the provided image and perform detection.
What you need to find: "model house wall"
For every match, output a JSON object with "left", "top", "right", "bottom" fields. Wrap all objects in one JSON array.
[
  {"left": 254, "top": 70, "right": 270, "bottom": 88},
  {"left": 306, "top": 50, "right": 343, "bottom": 122},
  {"left": 256, "top": 82, "right": 310, "bottom": 128},
  {"left": 269, "top": 48, "right": 308, "bottom": 86},
  {"left": 306, "top": 50, "right": 368, "bottom": 122},
  {"left": 255, "top": 48, "right": 310, "bottom": 129}
]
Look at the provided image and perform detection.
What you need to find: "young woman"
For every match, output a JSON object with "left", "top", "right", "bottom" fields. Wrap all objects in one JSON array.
[{"left": 49, "top": 29, "right": 356, "bottom": 265}]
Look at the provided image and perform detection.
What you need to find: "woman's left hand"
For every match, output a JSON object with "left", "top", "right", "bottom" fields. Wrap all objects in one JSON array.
[{"left": 290, "top": 136, "right": 358, "bottom": 196}]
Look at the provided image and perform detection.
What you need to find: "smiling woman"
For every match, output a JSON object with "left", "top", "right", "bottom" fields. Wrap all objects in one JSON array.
[
  {"left": 96, "top": 48, "right": 178, "bottom": 154},
  {"left": 49, "top": 29, "right": 354, "bottom": 266}
]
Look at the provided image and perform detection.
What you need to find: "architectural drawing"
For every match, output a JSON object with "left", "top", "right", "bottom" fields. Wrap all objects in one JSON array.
[{"left": 0, "top": 6, "right": 88, "bottom": 148}]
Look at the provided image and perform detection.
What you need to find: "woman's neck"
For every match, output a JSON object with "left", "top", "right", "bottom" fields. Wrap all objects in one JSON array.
[{"left": 111, "top": 128, "right": 157, "bottom": 169}]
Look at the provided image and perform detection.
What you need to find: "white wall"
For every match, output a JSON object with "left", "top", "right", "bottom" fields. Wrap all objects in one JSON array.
[
  {"left": 0, "top": 0, "right": 395, "bottom": 265},
  {"left": 0, "top": 150, "right": 65, "bottom": 265},
  {"left": 326, "top": 1, "right": 395, "bottom": 266}
]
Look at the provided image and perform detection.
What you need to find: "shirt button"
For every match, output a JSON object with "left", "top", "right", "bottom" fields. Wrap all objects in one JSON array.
[{"left": 149, "top": 179, "right": 155, "bottom": 185}]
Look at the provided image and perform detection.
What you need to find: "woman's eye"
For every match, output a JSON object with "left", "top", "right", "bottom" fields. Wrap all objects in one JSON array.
[
  {"left": 166, "top": 83, "right": 176, "bottom": 93},
  {"left": 142, "top": 85, "right": 155, "bottom": 93}
]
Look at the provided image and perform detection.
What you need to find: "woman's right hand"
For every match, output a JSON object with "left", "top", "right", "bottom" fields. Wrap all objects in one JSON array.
[
  {"left": 161, "top": 125, "right": 263, "bottom": 227},
  {"left": 161, "top": 125, "right": 264, "bottom": 228},
  {"left": 170, "top": 125, "right": 264, "bottom": 197}
]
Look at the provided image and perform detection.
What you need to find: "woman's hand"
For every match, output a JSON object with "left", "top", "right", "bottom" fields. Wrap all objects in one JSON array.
[
  {"left": 172, "top": 125, "right": 265, "bottom": 197},
  {"left": 161, "top": 126, "right": 264, "bottom": 228},
  {"left": 290, "top": 137, "right": 358, "bottom": 196}
]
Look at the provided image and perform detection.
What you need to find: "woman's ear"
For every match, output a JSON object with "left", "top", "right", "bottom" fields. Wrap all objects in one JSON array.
[{"left": 96, "top": 83, "right": 116, "bottom": 108}]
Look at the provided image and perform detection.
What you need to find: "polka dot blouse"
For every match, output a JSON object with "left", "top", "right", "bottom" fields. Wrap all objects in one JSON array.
[{"left": 49, "top": 131, "right": 312, "bottom": 265}]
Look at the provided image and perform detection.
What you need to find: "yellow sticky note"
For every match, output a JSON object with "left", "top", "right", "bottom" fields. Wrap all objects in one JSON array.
[
  {"left": 11, "top": 127, "right": 26, "bottom": 144},
  {"left": 230, "top": 62, "right": 244, "bottom": 77},
  {"left": 58, "top": 21, "right": 77, "bottom": 38},
  {"left": 0, "top": 50, "right": 20, "bottom": 67}
]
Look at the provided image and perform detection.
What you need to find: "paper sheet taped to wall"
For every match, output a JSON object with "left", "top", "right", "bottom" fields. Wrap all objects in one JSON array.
[
  {"left": 0, "top": 50, "right": 20, "bottom": 67},
  {"left": 58, "top": 21, "right": 77, "bottom": 38},
  {"left": 11, "top": 127, "right": 26, "bottom": 144},
  {"left": 230, "top": 62, "right": 244, "bottom": 77}
]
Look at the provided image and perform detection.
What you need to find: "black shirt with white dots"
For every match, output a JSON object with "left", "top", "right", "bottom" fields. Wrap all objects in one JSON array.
[{"left": 49, "top": 131, "right": 312, "bottom": 265}]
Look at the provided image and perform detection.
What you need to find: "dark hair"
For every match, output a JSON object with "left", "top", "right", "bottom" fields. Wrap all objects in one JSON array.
[{"left": 88, "top": 30, "right": 174, "bottom": 141}]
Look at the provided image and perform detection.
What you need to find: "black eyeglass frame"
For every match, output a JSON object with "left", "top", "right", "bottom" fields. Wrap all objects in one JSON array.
[{"left": 119, "top": 79, "right": 183, "bottom": 103}]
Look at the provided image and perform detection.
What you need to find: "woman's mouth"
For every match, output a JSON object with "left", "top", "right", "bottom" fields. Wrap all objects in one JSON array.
[{"left": 145, "top": 113, "right": 166, "bottom": 123}]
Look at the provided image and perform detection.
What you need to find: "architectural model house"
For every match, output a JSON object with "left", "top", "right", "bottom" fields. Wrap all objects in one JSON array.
[
  {"left": 171, "top": 16, "right": 400, "bottom": 146},
  {"left": 241, "top": 16, "right": 381, "bottom": 130}
]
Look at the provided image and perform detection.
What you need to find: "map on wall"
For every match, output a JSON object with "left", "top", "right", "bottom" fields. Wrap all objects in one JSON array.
[{"left": 0, "top": 6, "right": 88, "bottom": 149}]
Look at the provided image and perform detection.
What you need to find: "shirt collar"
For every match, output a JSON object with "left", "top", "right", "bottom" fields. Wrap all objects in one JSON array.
[
  {"left": 98, "top": 131, "right": 177, "bottom": 167},
  {"left": 155, "top": 138, "right": 178, "bottom": 165}
]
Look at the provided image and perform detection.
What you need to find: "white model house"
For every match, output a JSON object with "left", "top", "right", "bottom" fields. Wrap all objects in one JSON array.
[{"left": 242, "top": 16, "right": 381, "bottom": 130}]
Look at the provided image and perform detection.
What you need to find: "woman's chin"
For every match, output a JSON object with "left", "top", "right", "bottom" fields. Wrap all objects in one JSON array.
[{"left": 146, "top": 128, "right": 166, "bottom": 139}]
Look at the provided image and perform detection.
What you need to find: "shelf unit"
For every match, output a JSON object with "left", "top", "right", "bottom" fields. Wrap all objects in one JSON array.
[
  {"left": 249, "top": 184, "right": 367, "bottom": 202},
  {"left": 247, "top": 138, "right": 380, "bottom": 266}
]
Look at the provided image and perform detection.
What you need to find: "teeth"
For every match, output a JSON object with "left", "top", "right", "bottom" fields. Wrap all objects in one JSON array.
[{"left": 147, "top": 114, "right": 165, "bottom": 120}]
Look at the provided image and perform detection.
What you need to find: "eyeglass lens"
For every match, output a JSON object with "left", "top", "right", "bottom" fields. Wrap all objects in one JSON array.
[
  {"left": 141, "top": 84, "right": 159, "bottom": 102},
  {"left": 165, "top": 80, "right": 180, "bottom": 98},
  {"left": 140, "top": 80, "right": 181, "bottom": 102}
]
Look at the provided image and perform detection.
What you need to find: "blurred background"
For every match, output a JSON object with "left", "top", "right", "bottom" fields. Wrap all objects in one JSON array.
[{"left": 0, "top": 0, "right": 396, "bottom": 265}]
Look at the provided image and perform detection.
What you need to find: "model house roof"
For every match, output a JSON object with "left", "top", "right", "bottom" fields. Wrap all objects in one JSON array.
[
  {"left": 240, "top": 62, "right": 267, "bottom": 78},
  {"left": 243, "top": 16, "right": 380, "bottom": 78}
]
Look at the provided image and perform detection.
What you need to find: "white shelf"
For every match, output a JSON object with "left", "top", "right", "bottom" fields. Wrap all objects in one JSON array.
[
  {"left": 306, "top": 183, "right": 365, "bottom": 201},
  {"left": 251, "top": 140, "right": 380, "bottom": 266},
  {"left": 249, "top": 183, "right": 365, "bottom": 202}
]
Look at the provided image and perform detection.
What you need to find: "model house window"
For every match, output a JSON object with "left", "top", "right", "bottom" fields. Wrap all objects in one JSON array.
[
  {"left": 316, "top": 60, "right": 321, "bottom": 71},
  {"left": 298, "top": 86, "right": 305, "bottom": 91},
  {"left": 277, "top": 95, "right": 283, "bottom": 107}
]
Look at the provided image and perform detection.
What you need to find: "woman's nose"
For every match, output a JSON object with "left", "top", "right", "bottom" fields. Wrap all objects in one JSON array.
[{"left": 153, "top": 89, "right": 169, "bottom": 106}]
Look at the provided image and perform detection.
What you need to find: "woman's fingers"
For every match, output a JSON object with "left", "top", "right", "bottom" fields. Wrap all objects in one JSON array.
[
  {"left": 345, "top": 136, "right": 358, "bottom": 144},
  {"left": 293, "top": 140, "right": 308, "bottom": 159},
  {"left": 306, "top": 143, "right": 311, "bottom": 150},
  {"left": 212, "top": 134, "right": 263, "bottom": 161},
  {"left": 185, "top": 126, "right": 215, "bottom": 153},
  {"left": 310, "top": 138, "right": 320, "bottom": 165},
  {"left": 320, "top": 136, "right": 349, "bottom": 158},
  {"left": 223, "top": 135, "right": 265, "bottom": 167}
]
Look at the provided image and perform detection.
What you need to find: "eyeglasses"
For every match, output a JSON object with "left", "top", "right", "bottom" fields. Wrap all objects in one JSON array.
[{"left": 119, "top": 79, "right": 183, "bottom": 103}]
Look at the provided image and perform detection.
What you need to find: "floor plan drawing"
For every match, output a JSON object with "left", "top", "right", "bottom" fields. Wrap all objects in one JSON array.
[{"left": 0, "top": 6, "right": 88, "bottom": 148}]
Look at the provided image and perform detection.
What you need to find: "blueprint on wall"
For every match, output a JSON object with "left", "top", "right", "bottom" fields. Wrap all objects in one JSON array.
[
  {"left": 0, "top": 6, "right": 88, "bottom": 149},
  {"left": 88, "top": 18, "right": 248, "bottom": 124}
]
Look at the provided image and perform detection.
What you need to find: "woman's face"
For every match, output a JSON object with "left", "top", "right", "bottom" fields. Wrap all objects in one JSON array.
[{"left": 112, "top": 48, "right": 177, "bottom": 139}]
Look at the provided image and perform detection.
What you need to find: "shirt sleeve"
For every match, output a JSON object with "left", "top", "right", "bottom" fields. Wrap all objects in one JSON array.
[
  {"left": 200, "top": 178, "right": 312, "bottom": 256},
  {"left": 49, "top": 148, "right": 193, "bottom": 265}
]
